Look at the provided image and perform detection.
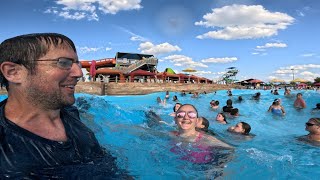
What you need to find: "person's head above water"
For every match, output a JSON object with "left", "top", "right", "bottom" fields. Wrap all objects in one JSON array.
[
  {"left": 196, "top": 117, "right": 209, "bottom": 132},
  {"left": 173, "top": 102, "right": 182, "bottom": 112},
  {"left": 174, "top": 104, "right": 199, "bottom": 131},
  {"left": 226, "top": 99, "right": 233, "bottom": 106},
  {"left": 0, "top": 33, "right": 83, "bottom": 107},
  {"left": 216, "top": 113, "right": 227, "bottom": 123},
  {"left": 230, "top": 108, "right": 239, "bottom": 116},
  {"left": 228, "top": 122, "right": 251, "bottom": 135},
  {"left": 305, "top": 118, "right": 320, "bottom": 141},
  {"left": 273, "top": 99, "right": 280, "bottom": 106},
  {"left": 0, "top": 33, "right": 127, "bottom": 177}
]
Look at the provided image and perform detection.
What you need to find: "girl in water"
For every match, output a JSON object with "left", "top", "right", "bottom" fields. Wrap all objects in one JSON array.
[{"left": 170, "top": 104, "right": 233, "bottom": 164}]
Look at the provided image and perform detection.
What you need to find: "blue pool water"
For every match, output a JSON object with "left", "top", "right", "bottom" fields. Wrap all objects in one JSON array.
[{"left": 1, "top": 89, "right": 320, "bottom": 179}]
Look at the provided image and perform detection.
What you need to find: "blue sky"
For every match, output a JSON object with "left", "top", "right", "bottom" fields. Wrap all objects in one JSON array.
[{"left": 1, "top": 0, "right": 320, "bottom": 82}]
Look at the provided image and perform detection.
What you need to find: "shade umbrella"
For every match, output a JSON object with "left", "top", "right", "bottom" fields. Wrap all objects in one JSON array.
[
  {"left": 182, "top": 68, "right": 197, "bottom": 73},
  {"left": 182, "top": 68, "right": 197, "bottom": 83},
  {"left": 270, "top": 78, "right": 285, "bottom": 83},
  {"left": 291, "top": 78, "right": 308, "bottom": 83}
]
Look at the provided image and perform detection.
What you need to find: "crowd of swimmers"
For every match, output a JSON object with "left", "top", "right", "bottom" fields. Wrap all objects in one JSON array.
[{"left": 152, "top": 88, "right": 320, "bottom": 152}]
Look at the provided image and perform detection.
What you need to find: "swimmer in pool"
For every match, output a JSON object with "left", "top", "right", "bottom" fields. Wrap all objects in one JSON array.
[
  {"left": 227, "top": 122, "right": 251, "bottom": 136},
  {"left": 229, "top": 108, "right": 240, "bottom": 118},
  {"left": 165, "top": 91, "right": 170, "bottom": 99},
  {"left": 311, "top": 103, "right": 320, "bottom": 114},
  {"left": 196, "top": 116, "right": 215, "bottom": 136},
  {"left": 210, "top": 100, "right": 219, "bottom": 109},
  {"left": 170, "top": 104, "right": 233, "bottom": 163},
  {"left": 294, "top": 93, "right": 306, "bottom": 109},
  {"left": 268, "top": 99, "right": 285, "bottom": 115},
  {"left": 297, "top": 118, "right": 320, "bottom": 145},
  {"left": 172, "top": 95, "right": 179, "bottom": 102},
  {"left": 222, "top": 99, "right": 233, "bottom": 113},
  {"left": 216, "top": 113, "right": 228, "bottom": 124}
]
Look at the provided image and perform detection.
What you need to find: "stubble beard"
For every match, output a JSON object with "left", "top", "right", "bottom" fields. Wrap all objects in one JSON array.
[{"left": 26, "top": 83, "right": 75, "bottom": 110}]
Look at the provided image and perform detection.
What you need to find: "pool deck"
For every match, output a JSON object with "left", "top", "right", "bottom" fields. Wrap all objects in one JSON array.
[
  {"left": 75, "top": 82, "right": 241, "bottom": 95},
  {"left": 0, "top": 82, "right": 241, "bottom": 95}
]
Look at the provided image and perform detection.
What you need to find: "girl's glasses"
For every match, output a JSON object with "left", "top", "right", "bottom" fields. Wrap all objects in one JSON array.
[{"left": 176, "top": 111, "right": 197, "bottom": 119}]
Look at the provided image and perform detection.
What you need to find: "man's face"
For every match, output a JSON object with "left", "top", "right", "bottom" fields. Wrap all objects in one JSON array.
[{"left": 23, "top": 45, "right": 83, "bottom": 109}]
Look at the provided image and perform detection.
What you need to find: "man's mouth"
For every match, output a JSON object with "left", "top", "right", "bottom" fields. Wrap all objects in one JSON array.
[{"left": 62, "top": 85, "right": 75, "bottom": 90}]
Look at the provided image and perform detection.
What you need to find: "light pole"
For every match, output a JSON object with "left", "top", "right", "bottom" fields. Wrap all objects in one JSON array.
[{"left": 291, "top": 68, "right": 295, "bottom": 81}]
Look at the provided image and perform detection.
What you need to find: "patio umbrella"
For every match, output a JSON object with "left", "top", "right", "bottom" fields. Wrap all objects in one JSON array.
[
  {"left": 270, "top": 78, "right": 285, "bottom": 83},
  {"left": 182, "top": 68, "right": 197, "bottom": 73},
  {"left": 291, "top": 78, "right": 308, "bottom": 83}
]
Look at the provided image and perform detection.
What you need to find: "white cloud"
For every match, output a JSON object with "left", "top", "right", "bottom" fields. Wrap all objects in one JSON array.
[
  {"left": 195, "top": 4, "right": 294, "bottom": 40},
  {"left": 130, "top": 36, "right": 146, "bottom": 41},
  {"left": 164, "top": 54, "right": 208, "bottom": 68},
  {"left": 256, "top": 42, "right": 287, "bottom": 49},
  {"left": 201, "top": 57, "right": 237, "bottom": 63},
  {"left": 282, "top": 64, "right": 320, "bottom": 71},
  {"left": 300, "top": 71, "right": 315, "bottom": 76},
  {"left": 273, "top": 64, "right": 320, "bottom": 81},
  {"left": 105, "top": 47, "right": 112, "bottom": 51},
  {"left": 138, "top": 42, "right": 181, "bottom": 56},
  {"left": 301, "top": 53, "right": 316, "bottom": 57},
  {"left": 78, "top": 46, "right": 103, "bottom": 53},
  {"left": 45, "top": 0, "right": 142, "bottom": 21}
]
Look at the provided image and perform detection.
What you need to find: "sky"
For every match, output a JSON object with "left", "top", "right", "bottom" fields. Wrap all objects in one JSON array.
[{"left": 1, "top": 0, "right": 320, "bottom": 82}]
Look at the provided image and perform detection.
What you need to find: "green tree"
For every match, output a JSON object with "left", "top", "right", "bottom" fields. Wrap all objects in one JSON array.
[{"left": 314, "top": 77, "right": 320, "bottom": 83}]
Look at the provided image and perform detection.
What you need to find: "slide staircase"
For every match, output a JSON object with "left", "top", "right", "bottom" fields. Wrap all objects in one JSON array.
[{"left": 120, "top": 57, "right": 158, "bottom": 74}]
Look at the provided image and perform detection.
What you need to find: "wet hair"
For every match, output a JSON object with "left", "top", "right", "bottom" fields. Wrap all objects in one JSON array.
[
  {"left": 217, "top": 113, "right": 227, "bottom": 123},
  {"left": 240, "top": 122, "right": 251, "bottom": 135},
  {"left": 198, "top": 117, "right": 209, "bottom": 132},
  {"left": 0, "top": 33, "right": 76, "bottom": 88},
  {"left": 254, "top": 92, "right": 261, "bottom": 97},
  {"left": 176, "top": 104, "right": 198, "bottom": 118},
  {"left": 238, "top": 96, "right": 243, "bottom": 101},
  {"left": 297, "top": 93, "right": 303, "bottom": 97},
  {"left": 226, "top": 99, "right": 233, "bottom": 106},
  {"left": 173, "top": 95, "right": 178, "bottom": 101},
  {"left": 316, "top": 103, "right": 320, "bottom": 109},
  {"left": 156, "top": 97, "right": 161, "bottom": 103},
  {"left": 230, "top": 108, "right": 239, "bottom": 116},
  {"left": 210, "top": 100, "right": 219, "bottom": 106},
  {"left": 273, "top": 99, "right": 280, "bottom": 105},
  {"left": 173, "top": 103, "right": 182, "bottom": 112},
  {"left": 310, "top": 117, "right": 320, "bottom": 125}
]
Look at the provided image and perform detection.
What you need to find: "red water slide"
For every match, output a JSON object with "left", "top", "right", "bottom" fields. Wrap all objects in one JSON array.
[{"left": 80, "top": 58, "right": 116, "bottom": 68}]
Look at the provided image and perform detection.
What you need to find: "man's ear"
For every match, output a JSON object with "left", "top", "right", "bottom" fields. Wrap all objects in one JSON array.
[{"left": 0, "top": 62, "right": 25, "bottom": 83}]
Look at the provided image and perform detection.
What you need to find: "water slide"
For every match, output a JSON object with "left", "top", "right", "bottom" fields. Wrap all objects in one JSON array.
[{"left": 80, "top": 58, "right": 116, "bottom": 68}]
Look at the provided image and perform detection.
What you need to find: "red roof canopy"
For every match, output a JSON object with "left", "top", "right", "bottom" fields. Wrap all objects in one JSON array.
[
  {"left": 129, "top": 69, "right": 155, "bottom": 76},
  {"left": 313, "top": 82, "right": 320, "bottom": 86},
  {"left": 249, "top": 79, "right": 263, "bottom": 83}
]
